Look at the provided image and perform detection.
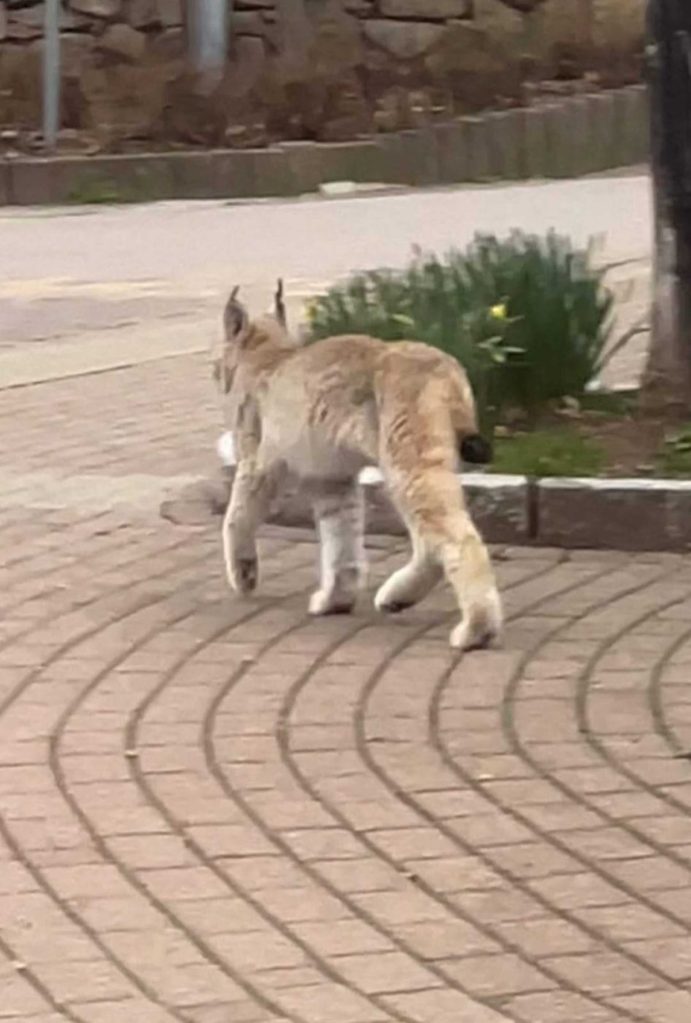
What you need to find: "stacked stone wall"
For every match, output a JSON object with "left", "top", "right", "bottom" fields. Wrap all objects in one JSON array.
[{"left": 0, "top": 0, "right": 645, "bottom": 150}]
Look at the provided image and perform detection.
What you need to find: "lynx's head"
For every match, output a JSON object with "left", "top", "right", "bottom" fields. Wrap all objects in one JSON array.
[{"left": 213, "top": 281, "right": 291, "bottom": 394}]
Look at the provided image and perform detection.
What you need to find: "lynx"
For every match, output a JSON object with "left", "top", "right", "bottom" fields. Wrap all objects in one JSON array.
[{"left": 213, "top": 283, "right": 502, "bottom": 651}]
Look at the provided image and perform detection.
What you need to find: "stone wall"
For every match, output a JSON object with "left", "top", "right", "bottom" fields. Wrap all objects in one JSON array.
[{"left": 0, "top": 0, "right": 646, "bottom": 151}]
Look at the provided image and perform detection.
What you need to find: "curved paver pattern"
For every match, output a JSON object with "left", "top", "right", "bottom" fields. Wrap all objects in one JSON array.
[{"left": 2, "top": 354, "right": 691, "bottom": 1023}]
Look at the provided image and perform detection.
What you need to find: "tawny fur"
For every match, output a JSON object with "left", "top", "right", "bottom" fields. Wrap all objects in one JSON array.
[{"left": 213, "top": 286, "right": 502, "bottom": 651}]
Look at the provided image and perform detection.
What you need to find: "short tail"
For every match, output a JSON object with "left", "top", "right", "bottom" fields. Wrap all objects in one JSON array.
[
  {"left": 444, "top": 361, "right": 492, "bottom": 465},
  {"left": 459, "top": 433, "right": 493, "bottom": 465}
]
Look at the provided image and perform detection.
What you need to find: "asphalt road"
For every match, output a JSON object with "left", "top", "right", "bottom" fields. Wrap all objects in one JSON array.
[{"left": 0, "top": 173, "right": 651, "bottom": 351}]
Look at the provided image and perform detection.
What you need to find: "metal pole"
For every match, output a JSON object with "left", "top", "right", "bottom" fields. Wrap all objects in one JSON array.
[
  {"left": 188, "top": 0, "right": 229, "bottom": 75},
  {"left": 43, "top": 0, "right": 60, "bottom": 148}
]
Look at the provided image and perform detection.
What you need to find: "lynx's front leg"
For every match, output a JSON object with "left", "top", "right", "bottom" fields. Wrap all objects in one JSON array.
[
  {"left": 223, "top": 459, "right": 280, "bottom": 596},
  {"left": 310, "top": 480, "right": 366, "bottom": 616}
]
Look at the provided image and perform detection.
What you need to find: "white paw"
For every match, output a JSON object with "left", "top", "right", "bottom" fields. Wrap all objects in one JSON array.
[
  {"left": 450, "top": 590, "right": 503, "bottom": 651},
  {"left": 449, "top": 620, "right": 495, "bottom": 651},
  {"left": 309, "top": 589, "right": 355, "bottom": 616},
  {"left": 374, "top": 581, "right": 392, "bottom": 612},
  {"left": 217, "top": 431, "right": 236, "bottom": 467},
  {"left": 449, "top": 620, "right": 472, "bottom": 650},
  {"left": 374, "top": 590, "right": 414, "bottom": 615},
  {"left": 228, "top": 555, "right": 258, "bottom": 595},
  {"left": 374, "top": 573, "right": 413, "bottom": 614},
  {"left": 358, "top": 466, "right": 384, "bottom": 485}
]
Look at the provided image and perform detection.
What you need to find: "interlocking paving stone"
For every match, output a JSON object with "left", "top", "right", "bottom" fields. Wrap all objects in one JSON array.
[{"left": 0, "top": 354, "right": 691, "bottom": 1023}]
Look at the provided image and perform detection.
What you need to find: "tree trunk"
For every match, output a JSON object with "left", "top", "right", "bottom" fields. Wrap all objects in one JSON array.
[{"left": 641, "top": 0, "right": 691, "bottom": 415}]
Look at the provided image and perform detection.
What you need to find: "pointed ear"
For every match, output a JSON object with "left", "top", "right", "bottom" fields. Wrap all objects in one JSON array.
[
  {"left": 274, "top": 278, "right": 287, "bottom": 328},
  {"left": 223, "top": 286, "right": 249, "bottom": 343}
]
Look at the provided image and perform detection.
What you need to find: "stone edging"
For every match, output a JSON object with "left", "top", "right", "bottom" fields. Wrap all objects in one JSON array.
[
  {"left": 161, "top": 467, "right": 691, "bottom": 553},
  {"left": 1, "top": 86, "right": 648, "bottom": 207}
]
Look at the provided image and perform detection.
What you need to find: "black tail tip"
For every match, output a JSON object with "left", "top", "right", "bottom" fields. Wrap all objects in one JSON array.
[{"left": 460, "top": 433, "right": 493, "bottom": 465}]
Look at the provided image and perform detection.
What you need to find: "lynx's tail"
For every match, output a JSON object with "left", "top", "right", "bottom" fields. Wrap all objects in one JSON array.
[
  {"left": 445, "top": 362, "right": 493, "bottom": 466},
  {"left": 459, "top": 433, "right": 493, "bottom": 464}
]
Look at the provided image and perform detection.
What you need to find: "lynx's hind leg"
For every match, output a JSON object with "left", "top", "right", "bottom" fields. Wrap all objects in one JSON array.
[
  {"left": 385, "top": 467, "right": 502, "bottom": 651},
  {"left": 442, "top": 525, "right": 503, "bottom": 651},
  {"left": 310, "top": 480, "right": 366, "bottom": 616},
  {"left": 376, "top": 363, "right": 501, "bottom": 650}
]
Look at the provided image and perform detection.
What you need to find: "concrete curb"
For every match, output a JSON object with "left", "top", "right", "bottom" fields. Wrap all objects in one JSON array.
[
  {"left": 161, "top": 468, "right": 691, "bottom": 553},
  {"left": 2, "top": 86, "right": 649, "bottom": 207}
]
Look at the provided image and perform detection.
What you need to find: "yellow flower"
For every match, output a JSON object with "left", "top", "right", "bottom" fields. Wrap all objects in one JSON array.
[{"left": 490, "top": 303, "right": 507, "bottom": 320}]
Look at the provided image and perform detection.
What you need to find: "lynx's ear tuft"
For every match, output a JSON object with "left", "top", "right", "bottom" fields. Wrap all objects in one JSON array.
[
  {"left": 223, "top": 287, "right": 249, "bottom": 343},
  {"left": 274, "top": 278, "right": 287, "bottom": 328}
]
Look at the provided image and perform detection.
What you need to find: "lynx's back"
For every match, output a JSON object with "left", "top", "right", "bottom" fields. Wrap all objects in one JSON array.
[{"left": 256, "top": 334, "right": 480, "bottom": 477}]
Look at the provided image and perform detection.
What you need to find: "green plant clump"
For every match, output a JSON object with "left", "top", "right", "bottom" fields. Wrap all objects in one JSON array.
[
  {"left": 492, "top": 427, "right": 606, "bottom": 478},
  {"left": 307, "top": 231, "right": 613, "bottom": 427}
]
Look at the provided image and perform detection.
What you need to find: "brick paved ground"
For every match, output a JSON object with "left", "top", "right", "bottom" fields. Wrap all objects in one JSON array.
[{"left": 3, "top": 352, "right": 691, "bottom": 1023}]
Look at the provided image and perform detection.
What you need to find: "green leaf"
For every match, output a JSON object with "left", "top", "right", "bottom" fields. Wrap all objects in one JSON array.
[{"left": 391, "top": 313, "right": 416, "bottom": 329}]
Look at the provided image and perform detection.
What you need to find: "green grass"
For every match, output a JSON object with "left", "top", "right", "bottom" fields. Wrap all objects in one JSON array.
[
  {"left": 67, "top": 171, "right": 164, "bottom": 205},
  {"left": 67, "top": 177, "right": 124, "bottom": 204},
  {"left": 657, "top": 425, "right": 691, "bottom": 477},
  {"left": 492, "top": 427, "right": 607, "bottom": 478},
  {"left": 579, "top": 389, "right": 638, "bottom": 416}
]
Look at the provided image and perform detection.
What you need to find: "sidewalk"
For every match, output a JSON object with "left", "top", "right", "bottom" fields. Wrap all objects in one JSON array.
[{"left": 1, "top": 342, "right": 691, "bottom": 1023}]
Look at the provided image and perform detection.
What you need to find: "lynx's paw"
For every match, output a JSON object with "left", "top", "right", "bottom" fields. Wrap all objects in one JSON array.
[
  {"left": 308, "top": 589, "right": 356, "bottom": 616},
  {"left": 374, "top": 560, "right": 440, "bottom": 615},
  {"left": 375, "top": 595, "right": 414, "bottom": 615},
  {"left": 374, "top": 577, "right": 414, "bottom": 614},
  {"left": 450, "top": 588, "right": 503, "bottom": 651},
  {"left": 228, "top": 556, "right": 259, "bottom": 595}
]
